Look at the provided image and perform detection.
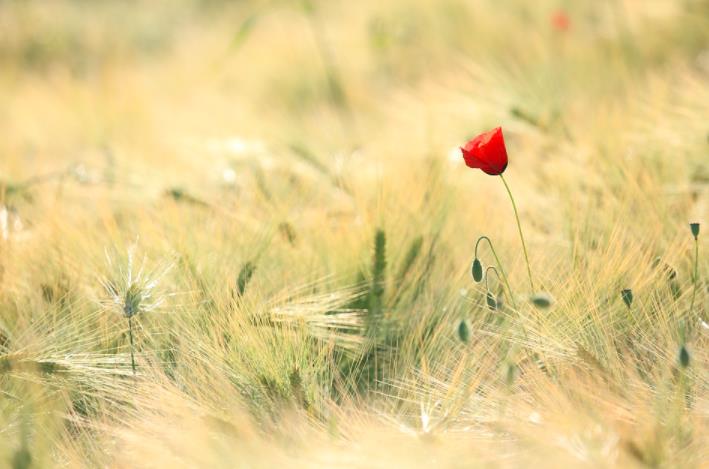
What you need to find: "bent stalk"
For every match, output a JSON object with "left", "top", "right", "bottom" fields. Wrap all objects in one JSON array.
[{"left": 475, "top": 236, "right": 517, "bottom": 310}]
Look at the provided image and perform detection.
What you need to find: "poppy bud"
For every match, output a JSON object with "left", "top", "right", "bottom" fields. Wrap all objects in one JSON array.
[
  {"left": 486, "top": 291, "right": 497, "bottom": 310},
  {"left": 458, "top": 320, "right": 470, "bottom": 344},
  {"left": 690, "top": 223, "right": 700, "bottom": 240},
  {"left": 621, "top": 289, "right": 633, "bottom": 308},
  {"left": 530, "top": 292, "right": 553, "bottom": 309},
  {"left": 471, "top": 258, "right": 483, "bottom": 282},
  {"left": 679, "top": 345, "right": 690, "bottom": 368}
]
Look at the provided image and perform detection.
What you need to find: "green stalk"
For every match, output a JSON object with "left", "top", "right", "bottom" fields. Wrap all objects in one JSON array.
[
  {"left": 475, "top": 236, "right": 517, "bottom": 310},
  {"left": 499, "top": 174, "right": 535, "bottom": 292},
  {"left": 485, "top": 266, "right": 500, "bottom": 293},
  {"left": 689, "top": 238, "right": 698, "bottom": 315},
  {"left": 128, "top": 316, "right": 136, "bottom": 375},
  {"left": 475, "top": 237, "right": 530, "bottom": 347}
]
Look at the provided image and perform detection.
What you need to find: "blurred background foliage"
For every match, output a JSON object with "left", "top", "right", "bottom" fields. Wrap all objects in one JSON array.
[{"left": 0, "top": 0, "right": 707, "bottom": 467}]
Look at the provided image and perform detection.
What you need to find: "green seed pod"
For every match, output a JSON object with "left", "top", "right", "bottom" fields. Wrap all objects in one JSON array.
[
  {"left": 690, "top": 222, "right": 700, "bottom": 240},
  {"left": 621, "top": 289, "right": 633, "bottom": 308},
  {"left": 530, "top": 292, "right": 553, "bottom": 309},
  {"left": 457, "top": 320, "right": 470, "bottom": 344},
  {"left": 471, "top": 258, "right": 483, "bottom": 283},
  {"left": 679, "top": 345, "right": 690, "bottom": 368},
  {"left": 486, "top": 291, "right": 497, "bottom": 310}
]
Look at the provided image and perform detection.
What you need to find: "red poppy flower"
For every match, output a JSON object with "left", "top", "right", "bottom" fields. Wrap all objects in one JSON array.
[
  {"left": 460, "top": 127, "right": 508, "bottom": 175},
  {"left": 551, "top": 10, "right": 570, "bottom": 31}
]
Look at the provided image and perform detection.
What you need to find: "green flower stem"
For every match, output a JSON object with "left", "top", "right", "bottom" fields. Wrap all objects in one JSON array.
[
  {"left": 128, "top": 316, "right": 136, "bottom": 375},
  {"left": 485, "top": 266, "right": 500, "bottom": 293},
  {"left": 475, "top": 236, "right": 517, "bottom": 310},
  {"left": 476, "top": 238, "right": 530, "bottom": 352},
  {"left": 689, "top": 237, "right": 699, "bottom": 316},
  {"left": 499, "top": 174, "right": 535, "bottom": 292}
]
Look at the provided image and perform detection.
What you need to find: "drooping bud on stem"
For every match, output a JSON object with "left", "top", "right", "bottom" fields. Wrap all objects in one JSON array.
[
  {"left": 471, "top": 258, "right": 483, "bottom": 283},
  {"left": 472, "top": 235, "right": 517, "bottom": 310},
  {"left": 485, "top": 266, "right": 500, "bottom": 310},
  {"left": 486, "top": 291, "right": 497, "bottom": 310}
]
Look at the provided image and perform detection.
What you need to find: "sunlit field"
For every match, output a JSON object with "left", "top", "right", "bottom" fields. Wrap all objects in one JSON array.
[{"left": 1, "top": 1, "right": 708, "bottom": 467}]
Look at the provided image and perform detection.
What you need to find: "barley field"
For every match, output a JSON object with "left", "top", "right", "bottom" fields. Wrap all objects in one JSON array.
[{"left": 0, "top": 1, "right": 708, "bottom": 467}]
